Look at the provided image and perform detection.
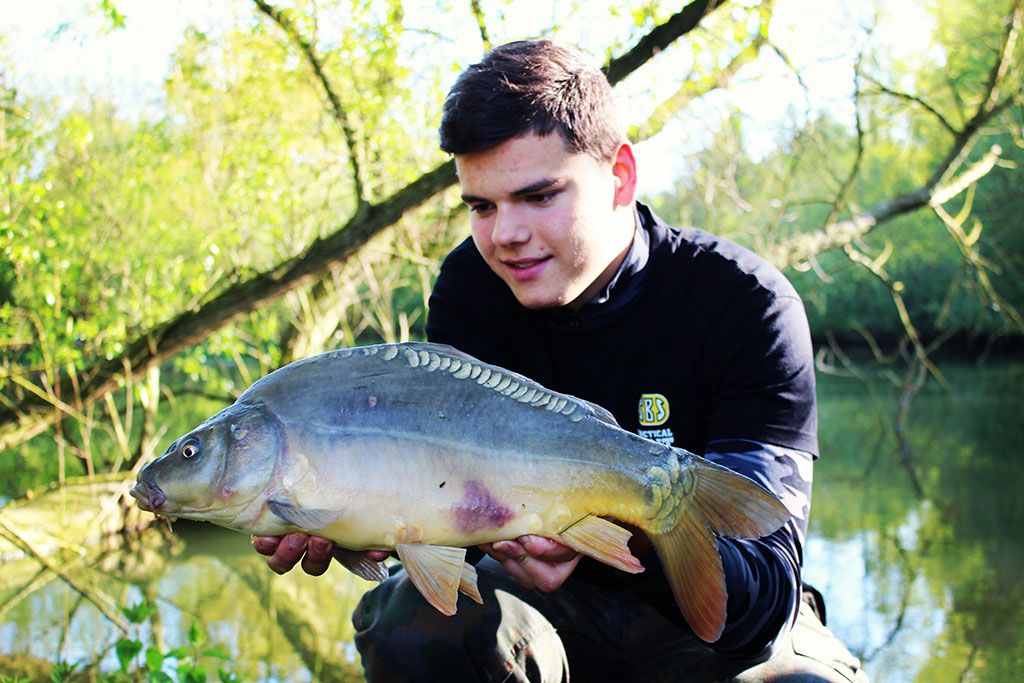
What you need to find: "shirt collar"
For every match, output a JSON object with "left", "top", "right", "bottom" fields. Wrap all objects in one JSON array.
[{"left": 543, "top": 205, "right": 651, "bottom": 328}]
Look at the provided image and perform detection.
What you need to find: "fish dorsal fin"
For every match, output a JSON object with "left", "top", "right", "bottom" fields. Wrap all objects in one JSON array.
[
  {"left": 333, "top": 548, "right": 389, "bottom": 583},
  {"left": 390, "top": 343, "right": 620, "bottom": 426},
  {"left": 267, "top": 499, "right": 344, "bottom": 531},
  {"left": 395, "top": 543, "right": 467, "bottom": 616},
  {"left": 557, "top": 515, "right": 644, "bottom": 574},
  {"left": 579, "top": 399, "right": 619, "bottom": 426}
]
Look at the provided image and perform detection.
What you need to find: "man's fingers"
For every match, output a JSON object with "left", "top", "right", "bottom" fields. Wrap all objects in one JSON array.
[
  {"left": 479, "top": 536, "right": 582, "bottom": 592},
  {"left": 519, "top": 535, "right": 578, "bottom": 561},
  {"left": 265, "top": 532, "right": 310, "bottom": 575},
  {"left": 489, "top": 539, "right": 527, "bottom": 560},
  {"left": 300, "top": 536, "right": 334, "bottom": 576},
  {"left": 251, "top": 535, "right": 282, "bottom": 557}
]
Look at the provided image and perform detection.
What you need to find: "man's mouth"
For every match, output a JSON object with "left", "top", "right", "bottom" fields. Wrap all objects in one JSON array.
[{"left": 503, "top": 255, "right": 551, "bottom": 276}]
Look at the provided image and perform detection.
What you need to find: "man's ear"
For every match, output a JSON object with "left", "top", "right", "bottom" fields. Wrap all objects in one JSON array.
[{"left": 610, "top": 142, "right": 638, "bottom": 208}]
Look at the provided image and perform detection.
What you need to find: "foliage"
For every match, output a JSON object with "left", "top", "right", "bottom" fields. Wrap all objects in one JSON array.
[
  {"left": 647, "top": 0, "right": 1023, "bottom": 349},
  {"left": 0, "top": 599, "right": 240, "bottom": 683},
  {"left": 1, "top": 0, "right": 1022, "bottom": 496}
]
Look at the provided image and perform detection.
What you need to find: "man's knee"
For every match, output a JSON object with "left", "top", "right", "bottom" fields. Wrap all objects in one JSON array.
[
  {"left": 733, "top": 603, "right": 869, "bottom": 682},
  {"left": 353, "top": 572, "right": 477, "bottom": 681},
  {"left": 353, "top": 569, "right": 568, "bottom": 683}
]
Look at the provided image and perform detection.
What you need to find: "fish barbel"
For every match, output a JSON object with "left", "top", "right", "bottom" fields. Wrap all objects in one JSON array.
[{"left": 130, "top": 342, "right": 789, "bottom": 642}]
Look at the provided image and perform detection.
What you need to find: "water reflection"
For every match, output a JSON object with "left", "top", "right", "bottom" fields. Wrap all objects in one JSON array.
[
  {"left": 1, "top": 523, "right": 373, "bottom": 681},
  {"left": 808, "top": 360, "right": 1024, "bottom": 682},
  {"left": 1, "top": 361, "right": 1022, "bottom": 681}
]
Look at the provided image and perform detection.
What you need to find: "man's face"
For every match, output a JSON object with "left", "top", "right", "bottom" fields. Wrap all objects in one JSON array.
[{"left": 455, "top": 133, "right": 636, "bottom": 311}]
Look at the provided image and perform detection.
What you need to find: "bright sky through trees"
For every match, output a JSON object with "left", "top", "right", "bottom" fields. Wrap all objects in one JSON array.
[{"left": 5, "top": 0, "right": 937, "bottom": 191}]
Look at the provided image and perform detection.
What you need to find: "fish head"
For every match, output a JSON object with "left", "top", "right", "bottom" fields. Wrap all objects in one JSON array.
[{"left": 130, "top": 402, "right": 284, "bottom": 528}]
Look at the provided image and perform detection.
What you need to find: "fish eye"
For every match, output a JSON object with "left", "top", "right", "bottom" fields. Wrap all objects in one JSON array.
[{"left": 180, "top": 439, "right": 200, "bottom": 459}]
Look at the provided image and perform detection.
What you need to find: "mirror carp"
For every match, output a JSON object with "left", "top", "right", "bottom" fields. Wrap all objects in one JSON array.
[{"left": 130, "top": 342, "right": 790, "bottom": 642}]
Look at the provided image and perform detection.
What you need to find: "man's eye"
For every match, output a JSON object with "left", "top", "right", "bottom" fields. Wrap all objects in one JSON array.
[
  {"left": 468, "top": 203, "right": 493, "bottom": 214},
  {"left": 528, "top": 192, "right": 556, "bottom": 205}
]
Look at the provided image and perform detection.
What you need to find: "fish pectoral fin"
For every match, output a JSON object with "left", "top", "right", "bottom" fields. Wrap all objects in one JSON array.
[
  {"left": 333, "top": 548, "right": 389, "bottom": 583},
  {"left": 267, "top": 499, "right": 344, "bottom": 531},
  {"left": 459, "top": 561, "right": 483, "bottom": 604},
  {"left": 395, "top": 543, "right": 467, "bottom": 616},
  {"left": 557, "top": 515, "right": 644, "bottom": 574}
]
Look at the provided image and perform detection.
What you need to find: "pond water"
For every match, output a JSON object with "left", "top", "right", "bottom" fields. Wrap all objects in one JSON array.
[{"left": 1, "top": 359, "right": 1022, "bottom": 681}]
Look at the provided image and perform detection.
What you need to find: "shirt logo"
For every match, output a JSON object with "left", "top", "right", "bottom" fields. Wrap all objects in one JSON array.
[{"left": 638, "top": 393, "right": 670, "bottom": 426}]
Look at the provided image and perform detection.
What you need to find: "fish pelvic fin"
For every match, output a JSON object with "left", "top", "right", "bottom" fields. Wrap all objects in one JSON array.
[
  {"left": 333, "top": 548, "right": 389, "bottom": 583},
  {"left": 646, "top": 453, "right": 791, "bottom": 643},
  {"left": 395, "top": 544, "right": 469, "bottom": 616},
  {"left": 557, "top": 515, "right": 644, "bottom": 574}
]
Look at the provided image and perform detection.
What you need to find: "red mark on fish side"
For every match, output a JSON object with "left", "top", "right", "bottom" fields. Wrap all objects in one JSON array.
[{"left": 451, "top": 481, "right": 513, "bottom": 533}]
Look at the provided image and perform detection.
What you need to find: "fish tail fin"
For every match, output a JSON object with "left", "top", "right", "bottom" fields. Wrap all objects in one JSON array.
[{"left": 647, "top": 454, "right": 790, "bottom": 643}]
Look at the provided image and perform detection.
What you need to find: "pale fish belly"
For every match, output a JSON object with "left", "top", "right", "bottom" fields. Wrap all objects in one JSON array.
[{"left": 283, "top": 434, "right": 639, "bottom": 551}]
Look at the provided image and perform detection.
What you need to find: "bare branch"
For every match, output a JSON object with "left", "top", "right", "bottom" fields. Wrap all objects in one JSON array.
[
  {"left": 862, "top": 74, "right": 959, "bottom": 135},
  {"left": 822, "top": 51, "right": 869, "bottom": 228},
  {"left": 468, "top": 0, "right": 491, "bottom": 50},
  {"left": 981, "top": 0, "right": 1022, "bottom": 112},
  {"left": 631, "top": 30, "right": 766, "bottom": 143},
  {"left": 0, "top": 514, "right": 129, "bottom": 633},
  {"left": 766, "top": 146, "right": 1000, "bottom": 269},
  {"left": 603, "top": 0, "right": 726, "bottom": 85},
  {"left": 253, "top": 0, "right": 367, "bottom": 204}
]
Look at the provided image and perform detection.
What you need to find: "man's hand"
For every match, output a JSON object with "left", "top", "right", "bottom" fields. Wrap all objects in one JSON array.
[
  {"left": 480, "top": 535, "right": 581, "bottom": 592},
  {"left": 252, "top": 533, "right": 335, "bottom": 575},
  {"left": 251, "top": 533, "right": 391, "bottom": 576}
]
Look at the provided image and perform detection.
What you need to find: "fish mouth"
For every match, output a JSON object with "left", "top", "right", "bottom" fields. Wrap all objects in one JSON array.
[{"left": 129, "top": 479, "right": 167, "bottom": 512}]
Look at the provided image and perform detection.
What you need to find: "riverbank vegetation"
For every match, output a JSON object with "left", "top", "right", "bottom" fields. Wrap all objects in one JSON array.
[{"left": 2, "top": 0, "right": 1022, "bottom": 498}]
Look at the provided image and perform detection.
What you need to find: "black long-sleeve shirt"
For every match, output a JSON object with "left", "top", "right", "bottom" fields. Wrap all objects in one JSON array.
[{"left": 425, "top": 202, "right": 818, "bottom": 660}]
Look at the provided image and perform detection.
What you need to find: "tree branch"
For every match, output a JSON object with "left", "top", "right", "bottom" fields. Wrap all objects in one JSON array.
[
  {"left": 603, "top": 0, "right": 726, "bottom": 85},
  {"left": 0, "top": 8, "right": 717, "bottom": 451},
  {"left": 766, "top": 145, "right": 1003, "bottom": 270},
  {"left": 862, "top": 74, "right": 958, "bottom": 136},
  {"left": 631, "top": 30, "right": 766, "bottom": 143},
  {"left": 253, "top": 0, "right": 367, "bottom": 203},
  {"left": 468, "top": 0, "right": 491, "bottom": 50},
  {"left": 769, "top": 0, "right": 1021, "bottom": 271}
]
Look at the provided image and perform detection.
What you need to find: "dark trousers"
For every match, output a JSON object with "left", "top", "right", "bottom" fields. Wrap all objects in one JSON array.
[{"left": 353, "top": 558, "right": 868, "bottom": 682}]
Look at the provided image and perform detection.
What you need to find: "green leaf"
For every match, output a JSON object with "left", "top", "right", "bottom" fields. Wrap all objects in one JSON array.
[
  {"left": 50, "top": 660, "right": 77, "bottom": 682},
  {"left": 115, "top": 638, "right": 143, "bottom": 672},
  {"left": 145, "top": 646, "right": 165, "bottom": 672},
  {"left": 119, "top": 600, "right": 158, "bottom": 624},
  {"left": 178, "top": 663, "right": 207, "bottom": 683},
  {"left": 187, "top": 621, "right": 205, "bottom": 646},
  {"left": 203, "top": 647, "right": 232, "bottom": 661}
]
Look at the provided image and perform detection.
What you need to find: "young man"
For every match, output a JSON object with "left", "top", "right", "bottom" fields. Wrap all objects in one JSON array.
[{"left": 254, "top": 40, "right": 867, "bottom": 681}]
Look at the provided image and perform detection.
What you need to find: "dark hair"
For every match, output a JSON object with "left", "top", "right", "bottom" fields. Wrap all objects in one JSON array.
[{"left": 439, "top": 40, "right": 626, "bottom": 160}]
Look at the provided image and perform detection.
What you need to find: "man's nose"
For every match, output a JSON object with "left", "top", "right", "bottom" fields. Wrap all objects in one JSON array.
[{"left": 492, "top": 205, "right": 530, "bottom": 246}]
